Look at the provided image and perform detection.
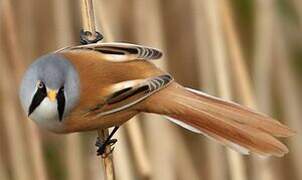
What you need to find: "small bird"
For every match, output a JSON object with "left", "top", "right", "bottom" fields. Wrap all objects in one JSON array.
[{"left": 19, "top": 42, "right": 294, "bottom": 157}]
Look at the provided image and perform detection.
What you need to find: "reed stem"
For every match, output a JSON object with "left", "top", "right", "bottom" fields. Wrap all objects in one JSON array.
[
  {"left": 204, "top": 1, "right": 247, "bottom": 180},
  {"left": 80, "top": 0, "right": 115, "bottom": 179},
  {"left": 2, "top": 1, "right": 48, "bottom": 180}
]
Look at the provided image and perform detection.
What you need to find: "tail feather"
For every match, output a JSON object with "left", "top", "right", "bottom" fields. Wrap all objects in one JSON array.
[
  {"left": 165, "top": 116, "right": 251, "bottom": 155},
  {"left": 142, "top": 83, "right": 294, "bottom": 157},
  {"left": 186, "top": 88, "right": 295, "bottom": 137}
]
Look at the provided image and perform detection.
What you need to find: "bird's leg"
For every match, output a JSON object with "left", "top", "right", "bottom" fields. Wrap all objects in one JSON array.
[
  {"left": 95, "top": 126, "right": 119, "bottom": 157},
  {"left": 80, "top": 29, "right": 103, "bottom": 45}
]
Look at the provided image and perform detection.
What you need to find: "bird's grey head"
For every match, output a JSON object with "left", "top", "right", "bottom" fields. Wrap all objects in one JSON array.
[{"left": 19, "top": 53, "right": 80, "bottom": 131}]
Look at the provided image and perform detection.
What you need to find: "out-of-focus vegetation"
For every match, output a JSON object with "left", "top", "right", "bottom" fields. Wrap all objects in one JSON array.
[{"left": 0, "top": 0, "right": 301, "bottom": 180}]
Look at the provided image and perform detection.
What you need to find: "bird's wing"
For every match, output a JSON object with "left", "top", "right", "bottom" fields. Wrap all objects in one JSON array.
[
  {"left": 56, "top": 42, "right": 163, "bottom": 62},
  {"left": 84, "top": 74, "right": 173, "bottom": 118}
]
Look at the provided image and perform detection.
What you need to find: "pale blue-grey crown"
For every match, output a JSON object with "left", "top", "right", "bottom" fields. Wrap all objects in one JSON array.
[{"left": 19, "top": 53, "right": 80, "bottom": 118}]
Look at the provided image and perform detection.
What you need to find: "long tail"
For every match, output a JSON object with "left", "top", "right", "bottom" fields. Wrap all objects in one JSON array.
[{"left": 141, "top": 82, "right": 295, "bottom": 157}]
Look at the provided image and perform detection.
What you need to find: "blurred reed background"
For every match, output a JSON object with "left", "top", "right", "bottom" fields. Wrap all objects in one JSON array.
[{"left": 0, "top": 0, "right": 301, "bottom": 180}]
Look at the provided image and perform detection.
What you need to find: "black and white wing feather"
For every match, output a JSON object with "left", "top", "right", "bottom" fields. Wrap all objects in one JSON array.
[
  {"left": 57, "top": 42, "right": 163, "bottom": 62},
  {"left": 85, "top": 74, "right": 173, "bottom": 118}
]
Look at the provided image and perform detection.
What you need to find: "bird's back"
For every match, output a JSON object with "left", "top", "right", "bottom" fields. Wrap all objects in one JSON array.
[{"left": 55, "top": 50, "right": 164, "bottom": 132}]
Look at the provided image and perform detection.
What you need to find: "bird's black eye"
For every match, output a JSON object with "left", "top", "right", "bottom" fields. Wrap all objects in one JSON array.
[
  {"left": 38, "top": 81, "right": 45, "bottom": 89},
  {"left": 28, "top": 81, "right": 47, "bottom": 116}
]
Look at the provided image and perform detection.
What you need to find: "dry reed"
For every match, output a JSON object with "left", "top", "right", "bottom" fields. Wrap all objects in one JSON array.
[
  {"left": 0, "top": 152, "right": 9, "bottom": 180},
  {"left": 132, "top": 0, "right": 177, "bottom": 178},
  {"left": 193, "top": 1, "right": 226, "bottom": 180},
  {"left": 53, "top": 1, "right": 85, "bottom": 180},
  {"left": 0, "top": 1, "right": 301, "bottom": 180},
  {"left": 95, "top": 1, "right": 152, "bottom": 178},
  {"left": 80, "top": 0, "right": 116, "bottom": 179},
  {"left": 0, "top": 42, "right": 32, "bottom": 180},
  {"left": 222, "top": 1, "right": 282, "bottom": 180},
  {"left": 1, "top": 1, "right": 48, "bottom": 180},
  {"left": 203, "top": 1, "right": 247, "bottom": 180},
  {"left": 290, "top": 0, "right": 302, "bottom": 30},
  {"left": 132, "top": 1, "right": 201, "bottom": 180},
  {"left": 274, "top": 23, "right": 302, "bottom": 180},
  {"left": 113, "top": 128, "right": 135, "bottom": 180}
]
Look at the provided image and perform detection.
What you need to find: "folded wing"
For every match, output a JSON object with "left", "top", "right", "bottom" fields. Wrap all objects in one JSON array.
[{"left": 56, "top": 42, "right": 163, "bottom": 62}]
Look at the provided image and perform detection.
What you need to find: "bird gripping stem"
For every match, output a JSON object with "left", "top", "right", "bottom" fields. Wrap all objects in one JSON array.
[{"left": 80, "top": 0, "right": 115, "bottom": 179}]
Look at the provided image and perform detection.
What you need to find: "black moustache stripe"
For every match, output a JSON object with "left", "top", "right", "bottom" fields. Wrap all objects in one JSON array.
[
  {"left": 57, "top": 88, "right": 65, "bottom": 121},
  {"left": 28, "top": 86, "right": 47, "bottom": 116}
]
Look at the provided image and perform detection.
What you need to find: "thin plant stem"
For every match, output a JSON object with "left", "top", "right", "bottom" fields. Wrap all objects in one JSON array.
[
  {"left": 81, "top": 0, "right": 97, "bottom": 40},
  {"left": 1, "top": 1, "right": 48, "bottom": 180},
  {"left": 253, "top": 0, "right": 275, "bottom": 114},
  {"left": 133, "top": 0, "right": 174, "bottom": 178},
  {"left": 97, "top": 130, "right": 115, "bottom": 180},
  {"left": 0, "top": 152, "right": 9, "bottom": 180},
  {"left": 132, "top": 1, "right": 176, "bottom": 179},
  {"left": 132, "top": 0, "right": 199, "bottom": 179},
  {"left": 252, "top": 1, "right": 286, "bottom": 180},
  {"left": 203, "top": 1, "right": 247, "bottom": 180},
  {"left": 0, "top": 47, "right": 31, "bottom": 180},
  {"left": 125, "top": 120, "right": 151, "bottom": 178},
  {"left": 192, "top": 1, "right": 226, "bottom": 180},
  {"left": 94, "top": 1, "right": 152, "bottom": 178},
  {"left": 53, "top": 1, "right": 85, "bottom": 179},
  {"left": 80, "top": 0, "right": 115, "bottom": 179},
  {"left": 112, "top": 128, "right": 135, "bottom": 180},
  {"left": 221, "top": 1, "right": 256, "bottom": 107},
  {"left": 290, "top": 0, "right": 302, "bottom": 30},
  {"left": 93, "top": 2, "right": 137, "bottom": 180},
  {"left": 222, "top": 1, "right": 283, "bottom": 180},
  {"left": 274, "top": 25, "right": 302, "bottom": 180}
]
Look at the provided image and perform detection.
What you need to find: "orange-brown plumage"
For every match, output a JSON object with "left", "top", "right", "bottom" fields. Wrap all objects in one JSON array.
[{"left": 59, "top": 50, "right": 165, "bottom": 132}]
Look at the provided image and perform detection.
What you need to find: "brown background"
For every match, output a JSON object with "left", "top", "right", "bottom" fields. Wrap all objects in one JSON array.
[{"left": 0, "top": 0, "right": 301, "bottom": 180}]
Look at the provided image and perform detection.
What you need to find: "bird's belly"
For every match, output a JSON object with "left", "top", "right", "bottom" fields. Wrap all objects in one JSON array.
[{"left": 61, "top": 109, "right": 138, "bottom": 133}]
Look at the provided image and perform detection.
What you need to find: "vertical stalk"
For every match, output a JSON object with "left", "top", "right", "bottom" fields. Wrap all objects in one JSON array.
[
  {"left": 290, "top": 0, "right": 302, "bottom": 30},
  {"left": 252, "top": 1, "right": 284, "bottom": 180},
  {"left": 192, "top": 1, "right": 226, "bottom": 180},
  {"left": 0, "top": 152, "right": 8, "bottom": 180},
  {"left": 94, "top": 2, "right": 136, "bottom": 180},
  {"left": 113, "top": 128, "right": 135, "bottom": 180},
  {"left": 53, "top": 1, "right": 85, "bottom": 180},
  {"left": 1, "top": 1, "right": 48, "bottom": 180},
  {"left": 221, "top": 1, "right": 255, "bottom": 106},
  {"left": 81, "top": 0, "right": 97, "bottom": 40},
  {"left": 222, "top": 1, "right": 283, "bottom": 180},
  {"left": 80, "top": 0, "right": 115, "bottom": 179},
  {"left": 203, "top": 1, "right": 247, "bottom": 180},
  {"left": 125, "top": 120, "right": 151, "bottom": 178},
  {"left": 95, "top": 1, "right": 152, "bottom": 178},
  {"left": 0, "top": 42, "right": 31, "bottom": 180},
  {"left": 133, "top": 1, "right": 176, "bottom": 179},
  {"left": 132, "top": 0, "right": 199, "bottom": 179},
  {"left": 253, "top": 0, "right": 275, "bottom": 114},
  {"left": 274, "top": 25, "right": 302, "bottom": 180},
  {"left": 97, "top": 130, "right": 115, "bottom": 180}
]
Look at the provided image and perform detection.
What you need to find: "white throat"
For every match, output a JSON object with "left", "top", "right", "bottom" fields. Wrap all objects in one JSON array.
[{"left": 30, "top": 98, "right": 59, "bottom": 128}]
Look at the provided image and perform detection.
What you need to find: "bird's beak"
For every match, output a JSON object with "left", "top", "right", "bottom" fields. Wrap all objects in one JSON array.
[{"left": 47, "top": 90, "right": 57, "bottom": 102}]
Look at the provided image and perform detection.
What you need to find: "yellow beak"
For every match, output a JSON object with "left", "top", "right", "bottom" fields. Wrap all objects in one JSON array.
[{"left": 47, "top": 90, "right": 57, "bottom": 102}]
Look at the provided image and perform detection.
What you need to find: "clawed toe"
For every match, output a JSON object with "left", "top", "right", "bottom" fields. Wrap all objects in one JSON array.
[
  {"left": 95, "top": 138, "right": 118, "bottom": 156},
  {"left": 94, "top": 126, "right": 120, "bottom": 157}
]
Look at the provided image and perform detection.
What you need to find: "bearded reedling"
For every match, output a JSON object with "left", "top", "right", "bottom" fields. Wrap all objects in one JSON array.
[{"left": 19, "top": 42, "right": 295, "bottom": 156}]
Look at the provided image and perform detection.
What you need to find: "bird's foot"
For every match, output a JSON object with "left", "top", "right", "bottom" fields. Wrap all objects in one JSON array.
[
  {"left": 80, "top": 29, "right": 103, "bottom": 45},
  {"left": 95, "top": 137, "right": 118, "bottom": 157}
]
